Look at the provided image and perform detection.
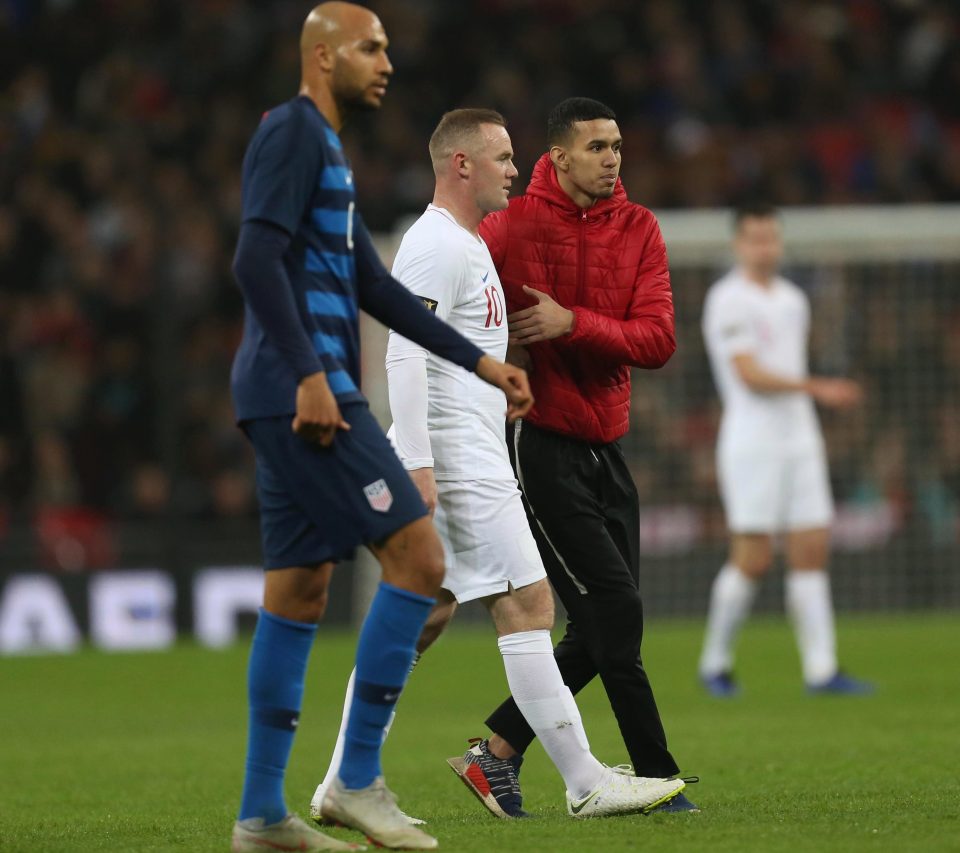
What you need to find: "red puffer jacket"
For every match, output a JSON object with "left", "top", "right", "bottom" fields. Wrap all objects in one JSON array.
[{"left": 479, "top": 153, "right": 676, "bottom": 444}]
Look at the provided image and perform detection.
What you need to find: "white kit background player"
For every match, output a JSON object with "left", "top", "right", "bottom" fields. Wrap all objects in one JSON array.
[
  {"left": 699, "top": 203, "right": 874, "bottom": 697},
  {"left": 310, "top": 109, "right": 685, "bottom": 823}
]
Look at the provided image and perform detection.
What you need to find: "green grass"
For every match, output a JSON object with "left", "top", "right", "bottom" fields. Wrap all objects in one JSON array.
[{"left": 1, "top": 614, "right": 958, "bottom": 852}]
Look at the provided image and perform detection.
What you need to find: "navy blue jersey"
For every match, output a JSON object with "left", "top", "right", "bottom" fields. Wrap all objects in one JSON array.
[
  {"left": 232, "top": 96, "right": 363, "bottom": 419},
  {"left": 231, "top": 96, "right": 485, "bottom": 424}
]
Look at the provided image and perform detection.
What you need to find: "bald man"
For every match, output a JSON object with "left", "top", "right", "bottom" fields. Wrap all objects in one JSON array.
[{"left": 229, "top": 5, "right": 531, "bottom": 851}]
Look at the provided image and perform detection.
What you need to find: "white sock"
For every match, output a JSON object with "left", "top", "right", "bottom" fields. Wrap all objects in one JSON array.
[
  {"left": 318, "top": 656, "right": 414, "bottom": 796},
  {"left": 786, "top": 570, "right": 838, "bottom": 685},
  {"left": 318, "top": 668, "right": 356, "bottom": 795},
  {"left": 498, "top": 630, "right": 605, "bottom": 799},
  {"left": 699, "top": 564, "right": 758, "bottom": 676}
]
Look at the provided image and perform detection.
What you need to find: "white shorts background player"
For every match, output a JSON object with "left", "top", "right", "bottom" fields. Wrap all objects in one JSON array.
[
  {"left": 699, "top": 204, "right": 874, "bottom": 697},
  {"left": 310, "top": 109, "right": 684, "bottom": 824}
]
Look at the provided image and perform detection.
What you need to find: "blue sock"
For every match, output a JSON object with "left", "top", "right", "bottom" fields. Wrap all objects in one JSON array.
[
  {"left": 238, "top": 608, "right": 317, "bottom": 823},
  {"left": 339, "top": 582, "right": 434, "bottom": 789}
]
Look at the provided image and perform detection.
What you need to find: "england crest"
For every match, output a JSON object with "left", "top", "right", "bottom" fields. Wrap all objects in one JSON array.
[{"left": 363, "top": 479, "right": 393, "bottom": 512}]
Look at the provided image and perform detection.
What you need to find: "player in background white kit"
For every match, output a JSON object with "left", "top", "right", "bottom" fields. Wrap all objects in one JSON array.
[
  {"left": 310, "top": 110, "right": 685, "bottom": 824},
  {"left": 699, "top": 204, "right": 874, "bottom": 697}
]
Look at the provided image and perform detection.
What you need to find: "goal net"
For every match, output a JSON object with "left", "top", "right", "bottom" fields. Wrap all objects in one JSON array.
[
  {"left": 364, "top": 205, "right": 960, "bottom": 617},
  {"left": 630, "top": 205, "right": 960, "bottom": 615}
]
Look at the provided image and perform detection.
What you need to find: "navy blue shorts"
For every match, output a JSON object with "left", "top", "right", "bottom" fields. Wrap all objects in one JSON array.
[{"left": 242, "top": 402, "right": 428, "bottom": 569}]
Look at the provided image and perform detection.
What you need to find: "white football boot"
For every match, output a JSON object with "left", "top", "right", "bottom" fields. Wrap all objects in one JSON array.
[
  {"left": 320, "top": 776, "right": 438, "bottom": 850},
  {"left": 312, "top": 782, "right": 426, "bottom": 827},
  {"left": 231, "top": 813, "right": 365, "bottom": 852},
  {"left": 566, "top": 770, "right": 685, "bottom": 818}
]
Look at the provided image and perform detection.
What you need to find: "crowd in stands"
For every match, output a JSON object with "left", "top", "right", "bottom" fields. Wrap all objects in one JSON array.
[{"left": 1, "top": 0, "right": 958, "bottom": 566}]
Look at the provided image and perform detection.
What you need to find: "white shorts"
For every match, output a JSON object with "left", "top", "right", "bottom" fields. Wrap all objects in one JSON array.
[
  {"left": 717, "top": 442, "right": 834, "bottom": 534},
  {"left": 433, "top": 478, "right": 547, "bottom": 604}
]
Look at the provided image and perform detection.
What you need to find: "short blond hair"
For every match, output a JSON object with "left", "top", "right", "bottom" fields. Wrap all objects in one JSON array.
[{"left": 428, "top": 108, "right": 506, "bottom": 173}]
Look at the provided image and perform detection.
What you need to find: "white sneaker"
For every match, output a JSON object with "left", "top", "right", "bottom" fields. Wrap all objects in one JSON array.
[
  {"left": 566, "top": 771, "right": 685, "bottom": 819},
  {"left": 231, "top": 813, "right": 365, "bottom": 852},
  {"left": 312, "top": 783, "right": 426, "bottom": 826},
  {"left": 320, "top": 776, "right": 438, "bottom": 850}
]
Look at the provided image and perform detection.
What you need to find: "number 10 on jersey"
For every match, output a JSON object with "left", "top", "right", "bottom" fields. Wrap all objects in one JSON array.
[{"left": 484, "top": 285, "right": 503, "bottom": 328}]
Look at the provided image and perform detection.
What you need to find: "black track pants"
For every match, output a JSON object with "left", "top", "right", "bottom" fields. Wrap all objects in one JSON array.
[{"left": 484, "top": 420, "right": 680, "bottom": 777}]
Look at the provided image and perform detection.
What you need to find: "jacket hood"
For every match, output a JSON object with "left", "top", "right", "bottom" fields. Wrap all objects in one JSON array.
[{"left": 525, "top": 152, "right": 628, "bottom": 215}]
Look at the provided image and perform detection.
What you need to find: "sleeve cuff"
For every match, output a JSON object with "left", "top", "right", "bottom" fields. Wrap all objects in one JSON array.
[
  {"left": 294, "top": 361, "right": 325, "bottom": 382},
  {"left": 402, "top": 457, "right": 435, "bottom": 470},
  {"left": 556, "top": 307, "right": 583, "bottom": 347}
]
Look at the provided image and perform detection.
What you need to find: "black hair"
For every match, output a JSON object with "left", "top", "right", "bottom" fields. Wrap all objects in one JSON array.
[
  {"left": 733, "top": 203, "right": 780, "bottom": 231},
  {"left": 547, "top": 97, "right": 616, "bottom": 146}
]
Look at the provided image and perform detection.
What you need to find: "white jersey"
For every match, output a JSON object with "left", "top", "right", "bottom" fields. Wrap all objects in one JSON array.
[
  {"left": 386, "top": 205, "right": 513, "bottom": 481},
  {"left": 702, "top": 268, "right": 822, "bottom": 452}
]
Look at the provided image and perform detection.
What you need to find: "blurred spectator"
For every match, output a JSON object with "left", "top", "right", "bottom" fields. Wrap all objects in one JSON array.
[
  {"left": 0, "top": 296, "right": 31, "bottom": 524},
  {"left": 0, "top": 0, "right": 957, "bottom": 554}
]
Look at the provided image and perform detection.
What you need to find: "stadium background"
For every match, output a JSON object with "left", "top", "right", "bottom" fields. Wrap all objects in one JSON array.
[{"left": 1, "top": 0, "right": 959, "bottom": 648}]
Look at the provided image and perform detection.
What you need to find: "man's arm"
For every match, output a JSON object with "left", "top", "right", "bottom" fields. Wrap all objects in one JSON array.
[
  {"left": 383, "top": 239, "right": 457, "bottom": 517},
  {"left": 355, "top": 219, "right": 483, "bottom": 371},
  {"left": 507, "top": 218, "right": 676, "bottom": 368},
  {"left": 233, "top": 221, "right": 348, "bottom": 445},
  {"left": 732, "top": 354, "right": 807, "bottom": 394},
  {"left": 385, "top": 352, "right": 437, "bottom": 514},
  {"left": 705, "top": 283, "right": 862, "bottom": 407},
  {"left": 233, "top": 221, "right": 324, "bottom": 381},
  {"left": 234, "top": 112, "right": 347, "bottom": 445},
  {"left": 385, "top": 350, "right": 435, "bottom": 473},
  {"left": 732, "top": 354, "right": 862, "bottom": 407},
  {"left": 353, "top": 218, "right": 534, "bottom": 420}
]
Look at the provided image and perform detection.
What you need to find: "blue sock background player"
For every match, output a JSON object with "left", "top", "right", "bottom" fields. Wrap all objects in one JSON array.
[{"left": 228, "top": 4, "right": 533, "bottom": 851}]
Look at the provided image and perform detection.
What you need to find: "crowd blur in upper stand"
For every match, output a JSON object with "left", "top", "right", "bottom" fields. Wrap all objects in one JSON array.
[{"left": 1, "top": 0, "right": 958, "bottom": 566}]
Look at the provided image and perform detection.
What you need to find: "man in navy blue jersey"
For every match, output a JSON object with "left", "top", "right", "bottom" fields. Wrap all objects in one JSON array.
[{"left": 228, "top": 4, "right": 532, "bottom": 851}]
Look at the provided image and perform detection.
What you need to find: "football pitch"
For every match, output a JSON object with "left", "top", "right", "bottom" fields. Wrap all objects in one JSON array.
[{"left": 1, "top": 613, "right": 957, "bottom": 852}]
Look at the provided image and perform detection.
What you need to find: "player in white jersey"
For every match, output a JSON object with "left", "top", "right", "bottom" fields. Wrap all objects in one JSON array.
[
  {"left": 699, "top": 204, "right": 873, "bottom": 697},
  {"left": 310, "top": 109, "right": 685, "bottom": 825},
  {"left": 385, "top": 207, "right": 545, "bottom": 604}
]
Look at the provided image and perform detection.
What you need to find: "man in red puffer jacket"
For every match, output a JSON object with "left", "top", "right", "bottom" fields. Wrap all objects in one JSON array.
[{"left": 452, "top": 98, "right": 696, "bottom": 815}]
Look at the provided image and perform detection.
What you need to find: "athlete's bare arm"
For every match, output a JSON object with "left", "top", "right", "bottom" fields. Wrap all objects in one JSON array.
[{"left": 732, "top": 353, "right": 862, "bottom": 408}]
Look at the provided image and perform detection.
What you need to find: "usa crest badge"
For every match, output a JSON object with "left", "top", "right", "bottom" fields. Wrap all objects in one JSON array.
[{"left": 363, "top": 479, "right": 393, "bottom": 512}]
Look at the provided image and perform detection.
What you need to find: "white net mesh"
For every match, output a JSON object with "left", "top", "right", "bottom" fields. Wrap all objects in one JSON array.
[
  {"left": 627, "top": 206, "right": 960, "bottom": 613},
  {"left": 367, "top": 205, "right": 960, "bottom": 615}
]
